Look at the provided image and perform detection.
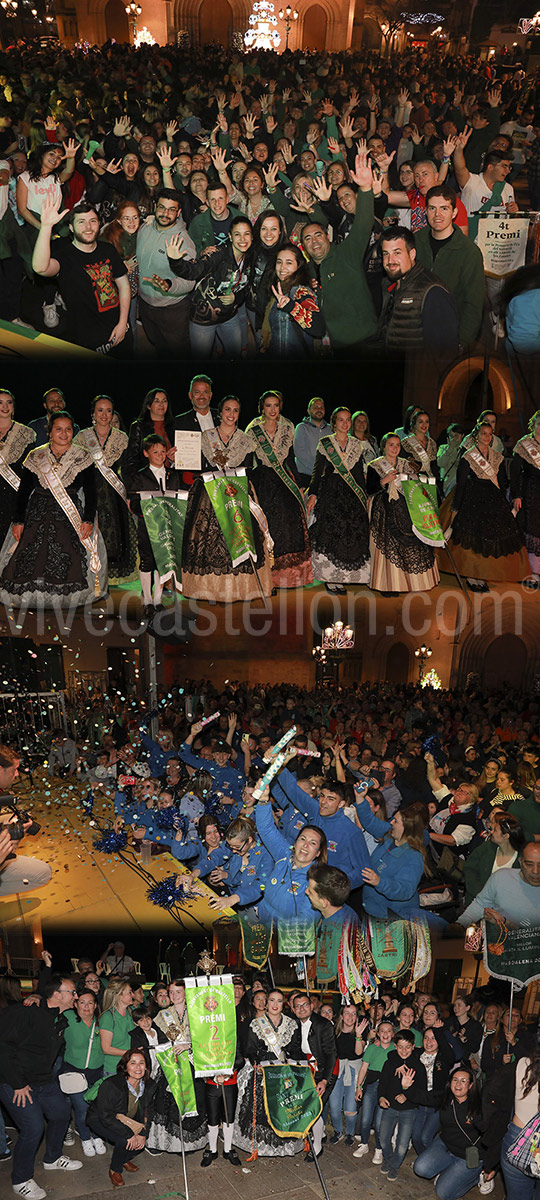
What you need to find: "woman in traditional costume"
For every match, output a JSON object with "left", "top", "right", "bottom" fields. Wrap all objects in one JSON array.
[
  {"left": 0, "top": 389, "right": 35, "bottom": 549},
  {"left": 351, "top": 410, "right": 379, "bottom": 469},
  {"left": 510, "top": 409, "right": 540, "bottom": 583},
  {"left": 307, "top": 406, "right": 370, "bottom": 595},
  {"left": 400, "top": 410, "right": 441, "bottom": 496},
  {"left": 182, "top": 396, "right": 273, "bottom": 603},
  {"left": 76, "top": 395, "right": 136, "bottom": 581},
  {"left": 366, "top": 433, "right": 440, "bottom": 594},
  {"left": 246, "top": 391, "right": 313, "bottom": 590},
  {"left": 0, "top": 409, "right": 107, "bottom": 607},
  {"left": 440, "top": 420, "right": 529, "bottom": 592},
  {"left": 233, "top": 989, "right": 304, "bottom": 1158},
  {"left": 146, "top": 978, "right": 207, "bottom": 1155}
]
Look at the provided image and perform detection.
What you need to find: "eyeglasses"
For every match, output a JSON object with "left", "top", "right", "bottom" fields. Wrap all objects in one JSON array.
[{"left": 61, "top": 989, "right": 77, "bottom": 996}]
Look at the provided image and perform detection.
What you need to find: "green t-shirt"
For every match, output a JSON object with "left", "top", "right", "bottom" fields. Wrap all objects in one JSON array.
[
  {"left": 64, "top": 1009, "right": 104, "bottom": 1070},
  {"left": 99, "top": 1007, "right": 135, "bottom": 1077},
  {"left": 362, "top": 1041, "right": 394, "bottom": 1077}
]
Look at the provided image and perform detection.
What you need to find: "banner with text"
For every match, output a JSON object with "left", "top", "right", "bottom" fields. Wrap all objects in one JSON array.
[
  {"left": 155, "top": 1046, "right": 197, "bottom": 1117},
  {"left": 140, "top": 491, "right": 188, "bottom": 587},
  {"left": 477, "top": 215, "right": 531, "bottom": 279},
  {"left": 184, "top": 974, "right": 237, "bottom": 1077},
  {"left": 203, "top": 472, "right": 256, "bottom": 567},
  {"left": 483, "top": 920, "right": 540, "bottom": 988},
  {"left": 262, "top": 1062, "right": 322, "bottom": 1138},
  {"left": 401, "top": 479, "right": 445, "bottom": 548}
]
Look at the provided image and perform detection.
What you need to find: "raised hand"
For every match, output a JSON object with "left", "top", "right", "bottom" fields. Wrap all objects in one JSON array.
[
  {"left": 165, "top": 232, "right": 185, "bottom": 260},
  {"left": 339, "top": 116, "right": 355, "bottom": 141},
  {"left": 230, "top": 90, "right": 242, "bottom": 109},
  {"left": 113, "top": 115, "right": 132, "bottom": 138},
  {"left": 302, "top": 89, "right": 312, "bottom": 105},
  {"left": 488, "top": 85, "right": 502, "bottom": 106},
  {"left": 62, "top": 138, "right": 78, "bottom": 160},
  {"left": 157, "top": 146, "right": 178, "bottom": 171},
  {"left": 263, "top": 162, "right": 279, "bottom": 189},
  {"left": 215, "top": 90, "right": 227, "bottom": 112},
  {"left": 375, "top": 149, "right": 395, "bottom": 174},
  {"left": 350, "top": 148, "right": 374, "bottom": 191},
  {"left": 281, "top": 141, "right": 295, "bottom": 164},
  {"left": 266, "top": 114, "right": 277, "bottom": 134},
  {"left": 217, "top": 112, "right": 228, "bottom": 134},
  {"left": 244, "top": 111, "right": 259, "bottom": 138},
  {"left": 282, "top": 87, "right": 291, "bottom": 103},
  {"left": 311, "top": 175, "right": 332, "bottom": 202},
  {"left": 212, "top": 145, "right": 232, "bottom": 173},
  {"left": 321, "top": 98, "right": 334, "bottom": 116},
  {"left": 327, "top": 136, "right": 341, "bottom": 156},
  {"left": 39, "top": 196, "right": 68, "bottom": 226},
  {"left": 238, "top": 141, "right": 252, "bottom": 161},
  {"left": 442, "top": 135, "right": 458, "bottom": 157},
  {"left": 289, "top": 195, "right": 315, "bottom": 214},
  {"left": 106, "top": 158, "right": 122, "bottom": 174},
  {"left": 457, "top": 125, "right": 473, "bottom": 148},
  {"left": 410, "top": 124, "right": 423, "bottom": 145},
  {"left": 271, "top": 281, "right": 290, "bottom": 309},
  {"left": 44, "top": 115, "right": 57, "bottom": 132},
  {"left": 398, "top": 88, "right": 410, "bottom": 107},
  {"left": 166, "top": 119, "right": 179, "bottom": 140}
]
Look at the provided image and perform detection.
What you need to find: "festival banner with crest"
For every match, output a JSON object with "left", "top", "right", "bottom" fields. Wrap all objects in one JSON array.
[{"left": 184, "top": 973, "right": 237, "bottom": 1076}]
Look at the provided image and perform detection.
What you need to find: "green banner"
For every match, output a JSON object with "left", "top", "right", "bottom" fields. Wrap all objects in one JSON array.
[
  {"left": 184, "top": 975, "right": 237, "bottom": 1077},
  {"left": 237, "top": 913, "right": 273, "bottom": 969},
  {"left": 315, "top": 917, "right": 342, "bottom": 982},
  {"left": 262, "top": 1063, "right": 322, "bottom": 1138},
  {"left": 401, "top": 479, "right": 445, "bottom": 548},
  {"left": 155, "top": 1046, "right": 197, "bottom": 1117},
  {"left": 484, "top": 920, "right": 540, "bottom": 988},
  {"left": 203, "top": 473, "right": 256, "bottom": 567},
  {"left": 140, "top": 490, "right": 188, "bottom": 583},
  {"left": 278, "top": 918, "right": 315, "bottom": 957}
]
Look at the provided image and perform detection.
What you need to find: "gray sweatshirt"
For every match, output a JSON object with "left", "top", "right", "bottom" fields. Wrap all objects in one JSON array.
[{"left": 136, "top": 216, "right": 196, "bottom": 307}]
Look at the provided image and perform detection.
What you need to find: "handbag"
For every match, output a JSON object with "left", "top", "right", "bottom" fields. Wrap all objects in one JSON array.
[
  {"left": 505, "top": 1114, "right": 540, "bottom": 1177},
  {"left": 58, "top": 1021, "right": 96, "bottom": 1094}
]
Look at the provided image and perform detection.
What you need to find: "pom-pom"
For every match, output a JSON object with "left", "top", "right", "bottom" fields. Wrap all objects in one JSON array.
[
  {"left": 93, "top": 829, "right": 128, "bottom": 853},
  {"left": 422, "top": 734, "right": 446, "bottom": 766},
  {"left": 147, "top": 876, "right": 180, "bottom": 909},
  {"left": 155, "top": 807, "right": 179, "bottom": 831},
  {"left": 82, "top": 791, "right": 94, "bottom": 815}
]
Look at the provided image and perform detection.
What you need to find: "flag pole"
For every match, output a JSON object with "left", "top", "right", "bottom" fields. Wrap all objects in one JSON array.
[
  {"left": 179, "top": 1118, "right": 190, "bottom": 1200},
  {"left": 307, "top": 1130, "right": 332, "bottom": 1200},
  {"left": 506, "top": 979, "right": 515, "bottom": 1054}
]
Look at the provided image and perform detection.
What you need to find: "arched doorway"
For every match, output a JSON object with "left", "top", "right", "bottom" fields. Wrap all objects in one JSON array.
[
  {"left": 199, "top": 0, "right": 232, "bottom": 45},
  {"left": 385, "top": 641, "right": 410, "bottom": 684},
  {"left": 303, "top": 3, "right": 327, "bottom": 49},
  {"left": 482, "top": 634, "right": 528, "bottom": 690},
  {"left": 104, "top": 0, "right": 129, "bottom": 41}
]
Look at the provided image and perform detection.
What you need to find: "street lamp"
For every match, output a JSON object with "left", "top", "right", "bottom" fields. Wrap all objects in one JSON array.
[
  {"left": 278, "top": 3, "right": 298, "bottom": 48},
  {"left": 125, "top": 0, "right": 141, "bottom": 39},
  {"left": 414, "top": 643, "right": 432, "bottom": 680},
  {"left": 0, "top": 0, "right": 19, "bottom": 18}
]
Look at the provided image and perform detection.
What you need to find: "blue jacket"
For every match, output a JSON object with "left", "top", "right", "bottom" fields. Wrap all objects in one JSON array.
[
  {"left": 226, "top": 839, "right": 271, "bottom": 907},
  {"left": 356, "top": 800, "right": 424, "bottom": 918},
  {"left": 254, "top": 802, "right": 317, "bottom": 928},
  {"left": 179, "top": 743, "right": 246, "bottom": 805},
  {"left": 275, "top": 768, "right": 369, "bottom": 887},
  {"left": 139, "top": 730, "right": 178, "bottom": 778}
]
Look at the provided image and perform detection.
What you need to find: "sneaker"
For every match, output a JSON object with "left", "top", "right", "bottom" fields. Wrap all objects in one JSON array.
[
  {"left": 81, "top": 1140, "right": 95, "bottom": 1157},
  {"left": 92, "top": 1138, "right": 107, "bottom": 1155},
  {"left": 345, "top": 1135, "right": 354, "bottom": 1147},
  {"left": 478, "top": 1175, "right": 495, "bottom": 1195},
  {"left": 372, "top": 1149, "right": 384, "bottom": 1165},
  {"left": 64, "top": 1129, "right": 75, "bottom": 1146},
  {"left": 42, "top": 302, "right": 59, "bottom": 329},
  {"left": 145, "top": 1147, "right": 162, "bottom": 1156},
  {"left": 353, "top": 1143, "right": 368, "bottom": 1158},
  {"left": 43, "top": 1157, "right": 83, "bottom": 1171},
  {"left": 329, "top": 1132, "right": 343, "bottom": 1145},
  {"left": 387, "top": 1170, "right": 398, "bottom": 1181},
  {"left": 12, "top": 1184, "right": 47, "bottom": 1199},
  {"left": 380, "top": 1163, "right": 391, "bottom": 1174},
  {"left": 1, "top": 1148, "right": 12, "bottom": 1161}
]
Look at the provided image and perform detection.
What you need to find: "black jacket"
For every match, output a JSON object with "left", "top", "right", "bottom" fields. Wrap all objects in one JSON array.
[
  {"left": 87, "top": 1072, "right": 157, "bottom": 1137},
  {"left": 439, "top": 1098, "right": 486, "bottom": 1162},
  {"left": 0, "top": 1002, "right": 66, "bottom": 1089},
  {"left": 125, "top": 416, "right": 175, "bottom": 490},
  {"left": 301, "top": 1012, "right": 338, "bottom": 1090},
  {"left": 378, "top": 1048, "right": 427, "bottom": 1109}
]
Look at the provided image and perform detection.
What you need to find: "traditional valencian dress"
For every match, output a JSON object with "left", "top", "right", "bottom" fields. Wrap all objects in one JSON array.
[
  {"left": 510, "top": 434, "right": 540, "bottom": 576},
  {"left": 246, "top": 415, "right": 313, "bottom": 589},
  {"left": 366, "top": 455, "right": 440, "bottom": 593},
  {"left": 308, "top": 433, "right": 370, "bottom": 585},
  {"left": 181, "top": 427, "right": 273, "bottom": 603},
  {"left": 0, "top": 421, "right": 35, "bottom": 548},
  {"left": 76, "top": 426, "right": 137, "bottom": 581},
  {"left": 439, "top": 445, "right": 529, "bottom": 582},
  {"left": 232, "top": 1011, "right": 304, "bottom": 1157},
  {"left": 400, "top": 433, "right": 441, "bottom": 496},
  {"left": 0, "top": 442, "right": 107, "bottom": 607},
  {"left": 146, "top": 1004, "right": 208, "bottom": 1153}
]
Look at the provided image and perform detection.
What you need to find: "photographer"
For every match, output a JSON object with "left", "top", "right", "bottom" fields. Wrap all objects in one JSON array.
[{"left": 0, "top": 745, "right": 52, "bottom": 898}]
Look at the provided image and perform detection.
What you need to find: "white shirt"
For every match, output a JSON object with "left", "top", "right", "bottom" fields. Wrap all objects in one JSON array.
[
  {"left": 300, "top": 1017, "right": 312, "bottom": 1059},
  {"left": 149, "top": 464, "right": 167, "bottom": 490},
  {"left": 196, "top": 411, "right": 215, "bottom": 432},
  {"left": 461, "top": 172, "right": 515, "bottom": 221}
]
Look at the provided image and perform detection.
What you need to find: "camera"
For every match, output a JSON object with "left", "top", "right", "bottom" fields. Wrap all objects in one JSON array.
[{"left": 0, "top": 794, "right": 41, "bottom": 841}]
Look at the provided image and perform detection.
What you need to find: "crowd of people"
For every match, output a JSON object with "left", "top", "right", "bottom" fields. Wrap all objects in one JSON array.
[
  {"left": 1, "top": 953, "right": 540, "bottom": 1199},
  {"left": 0, "top": 41, "right": 539, "bottom": 356},
  {"left": 0, "top": 379, "right": 538, "bottom": 610}
]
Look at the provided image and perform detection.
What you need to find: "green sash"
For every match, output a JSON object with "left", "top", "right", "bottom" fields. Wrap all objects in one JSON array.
[
  {"left": 262, "top": 1063, "right": 322, "bottom": 1138},
  {"left": 469, "top": 179, "right": 504, "bottom": 242},
  {"left": 203, "top": 471, "right": 256, "bottom": 566},
  {"left": 184, "top": 975, "right": 237, "bottom": 1077},
  {"left": 319, "top": 436, "right": 367, "bottom": 511},
  {"left": 401, "top": 478, "right": 445, "bottom": 547},
  {"left": 155, "top": 1046, "right": 197, "bottom": 1116},
  {"left": 250, "top": 423, "right": 306, "bottom": 510},
  {"left": 140, "top": 490, "right": 188, "bottom": 585}
]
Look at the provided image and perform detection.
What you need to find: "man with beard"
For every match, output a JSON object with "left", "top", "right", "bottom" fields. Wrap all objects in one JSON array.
[
  {"left": 378, "top": 226, "right": 459, "bottom": 354},
  {"left": 137, "top": 188, "right": 195, "bottom": 354},
  {"left": 31, "top": 198, "right": 131, "bottom": 353}
]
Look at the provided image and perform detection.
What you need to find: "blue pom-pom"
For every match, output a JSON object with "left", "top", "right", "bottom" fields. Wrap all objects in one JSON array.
[
  {"left": 155, "top": 807, "right": 179, "bottom": 831},
  {"left": 94, "top": 829, "right": 128, "bottom": 853},
  {"left": 147, "top": 876, "right": 179, "bottom": 909},
  {"left": 82, "top": 791, "right": 94, "bottom": 815},
  {"left": 204, "top": 792, "right": 224, "bottom": 818},
  {"left": 422, "top": 734, "right": 446, "bottom": 766}
]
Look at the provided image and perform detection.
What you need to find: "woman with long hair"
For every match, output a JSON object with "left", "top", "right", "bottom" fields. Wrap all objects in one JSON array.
[
  {"left": 511, "top": 409, "right": 540, "bottom": 583},
  {"left": 63, "top": 989, "right": 105, "bottom": 1158},
  {"left": 307, "top": 405, "right": 370, "bottom": 594},
  {"left": 401, "top": 409, "right": 441, "bottom": 494},
  {"left": 355, "top": 798, "right": 428, "bottom": 920},
  {"left": 367, "top": 433, "right": 440, "bottom": 594},
  {"left": 247, "top": 390, "right": 313, "bottom": 589},
  {"left": 261, "top": 242, "right": 324, "bottom": 356},
  {"left": 247, "top": 210, "right": 287, "bottom": 345},
  {"left": 16, "top": 140, "right": 78, "bottom": 327},
  {"left": 254, "top": 782, "right": 327, "bottom": 939},
  {"left": 463, "top": 810, "right": 524, "bottom": 904},
  {"left": 351, "top": 410, "right": 379, "bottom": 468},
  {"left": 147, "top": 978, "right": 207, "bottom": 1154},
  {"left": 328, "top": 1003, "right": 365, "bottom": 1145},
  {"left": 0, "top": 389, "right": 35, "bottom": 550},
  {"left": 99, "top": 980, "right": 135, "bottom": 1078},
  {"left": 125, "top": 387, "right": 175, "bottom": 488},
  {"left": 414, "top": 1066, "right": 487, "bottom": 1198},
  {"left": 101, "top": 200, "right": 140, "bottom": 335},
  {"left": 233, "top": 989, "right": 304, "bottom": 1157},
  {"left": 440, "top": 419, "right": 529, "bottom": 592},
  {"left": 75, "top": 394, "right": 136, "bottom": 581},
  {"left": 501, "top": 1046, "right": 540, "bottom": 1200}
]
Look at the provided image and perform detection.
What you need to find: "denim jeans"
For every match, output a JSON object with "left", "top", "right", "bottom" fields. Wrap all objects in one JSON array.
[
  {"left": 189, "top": 312, "right": 243, "bottom": 357},
  {"left": 329, "top": 1072, "right": 358, "bottom": 1137},
  {"left": 501, "top": 1122, "right": 540, "bottom": 1200},
  {"left": 86, "top": 1113, "right": 142, "bottom": 1173},
  {"left": 0, "top": 1105, "right": 7, "bottom": 1153},
  {"left": 414, "top": 1134, "right": 482, "bottom": 1200},
  {"left": 379, "top": 1106, "right": 416, "bottom": 1172},
  {"left": 0, "top": 1080, "right": 71, "bottom": 1185},
  {"left": 64, "top": 1065, "right": 103, "bottom": 1142},
  {"left": 412, "top": 1105, "right": 441, "bottom": 1153},
  {"left": 359, "top": 1079, "right": 383, "bottom": 1147}
]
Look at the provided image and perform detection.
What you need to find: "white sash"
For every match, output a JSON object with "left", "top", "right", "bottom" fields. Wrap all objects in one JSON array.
[
  {"left": 372, "top": 456, "right": 408, "bottom": 501},
  {"left": 34, "top": 448, "right": 101, "bottom": 573},
  {"left": 467, "top": 448, "right": 500, "bottom": 487},
  {"left": 80, "top": 430, "right": 128, "bottom": 504},
  {"left": 0, "top": 449, "right": 21, "bottom": 491},
  {"left": 404, "top": 434, "right": 431, "bottom": 474},
  {"left": 254, "top": 1015, "right": 288, "bottom": 1062},
  {"left": 514, "top": 436, "right": 540, "bottom": 471}
]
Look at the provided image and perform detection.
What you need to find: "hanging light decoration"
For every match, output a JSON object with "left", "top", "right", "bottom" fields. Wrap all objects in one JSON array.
[
  {"left": 244, "top": 0, "right": 281, "bottom": 50},
  {"left": 134, "top": 23, "right": 156, "bottom": 45}
]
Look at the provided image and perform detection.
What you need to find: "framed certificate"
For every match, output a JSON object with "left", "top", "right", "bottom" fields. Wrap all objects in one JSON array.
[{"left": 175, "top": 430, "right": 201, "bottom": 470}]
